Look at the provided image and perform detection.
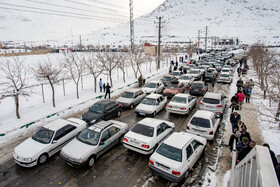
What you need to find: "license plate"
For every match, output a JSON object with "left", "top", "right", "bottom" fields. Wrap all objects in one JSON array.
[
  {"left": 206, "top": 105, "right": 213, "bottom": 108},
  {"left": 194, "top": 89, "right": 199, "bottom": 91},
  {"left": 157, "top": 164, "right": 167, "bottom": 170},
  {"left": 131, "top": 140, "right": 140, "bottom": 145}
]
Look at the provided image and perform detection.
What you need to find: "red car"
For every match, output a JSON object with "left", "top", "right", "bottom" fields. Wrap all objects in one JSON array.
[{"left": 163, "top": 81, "right": 186, "bottom": 98}]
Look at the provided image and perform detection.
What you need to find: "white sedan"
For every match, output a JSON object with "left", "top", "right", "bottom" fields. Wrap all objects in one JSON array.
[
  {"left": 13, "top": 118, "right": 87, "bottom": 167},
  {"left": 142, "top": 81, "right": 164, "bottom": 94},
  {"left": 148, "top": 132, "right": 207, "bottom": 182},
  {"left": 178, "top": 74, "right": 195, "bottom": 87},
  {"left": 166, "top": 93, "right": 196, "bottom": 115},
  {"left": 123, "top": 118, "right": 175, "bottom": 154},
  {"left": 135, "top": 94, "right": 167, "bottom": 117}
]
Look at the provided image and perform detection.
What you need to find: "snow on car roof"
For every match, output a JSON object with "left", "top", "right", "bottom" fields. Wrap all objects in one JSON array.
[
  {"left": 204, "top": 92, "right": 222, "bottom": 99},
  {"left": 149, "top": 80, "right": 161, "bottom": 83},
  {"left": 192, "top": 110, "right": 214, "bottom": 119},
  {"left": 163, "top": 132, "right": 192, "bottom": 149},
  {"left": 146, "top": 93, "right": 162, "bottom": 99},
  {"left": 124, "top": 88, "right": 142, "bottom": 93},
  {"left": 173, "top": 93, "right": 191, "bottom": 98},
  {"left": 44, "top": 118, "right": 74, "bottom": 131},
  {"left": 138, "top": 118, "right": 171, "bottom": 128}
]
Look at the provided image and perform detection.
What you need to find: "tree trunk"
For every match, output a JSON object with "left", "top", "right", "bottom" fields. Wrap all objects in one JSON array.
[
  {"left": 122, "top": 71, "right": 125, "bottom": 83},
  {"left": 76, "top": 83, "right": 79, "bottom": 99},
  {"left": 109, "top": 71, "right": 113, "bottom": 87},
  {"left": 14, "top": 95, "right": 20, "bottom": 119},
  {"left": 50, "top": 82, "right": 56, "bottom": 107},
  {"left": 276, "top": 100, "right": 280, "bottom": 121},
  {"left": 94, "top": 76, "right": 97, "bottom": 93},
  {"left": 263, "top": 90, "right": 266, "bottom": 100}
]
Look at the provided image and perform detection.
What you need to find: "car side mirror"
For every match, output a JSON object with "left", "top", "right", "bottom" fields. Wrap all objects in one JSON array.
[{"left": 52, "top": 140, "right": 57, "bottom": 144}]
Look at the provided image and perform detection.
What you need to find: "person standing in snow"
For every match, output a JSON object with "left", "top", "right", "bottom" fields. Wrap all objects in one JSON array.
[
  {"left": 103, "top": 83, "right": 106, "bottom": 92},
  {"left": 99, "top": 78, "right": 102, "bottom": 92},
  {"left": 104, "top": 83, "right": 111, "bottom": 99},
  {"left": 237, "top": 67, "right": 242, "bottom": 77}
]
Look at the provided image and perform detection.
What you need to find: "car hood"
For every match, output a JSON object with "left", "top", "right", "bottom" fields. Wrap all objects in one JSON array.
[
  {"left": 14, "top": 137, "right": 49, "bottom": 158},
  {"left": 136, "top": 103, "right": 156, "bottom": 112},
  {"left": 117, "top": 97, "right": 132, "bottom": 104},
  {"left": 61, "top": 138, "right": 96, "bottom": 160},
  {"left": 125, "top": 131, "right": 153, "bottom": 143},
  {"left": 82, "top": 111, "right": 103, "bottom": 122},
  {"left": 189, "top": 73, "right": 199, "bottom": 77}
]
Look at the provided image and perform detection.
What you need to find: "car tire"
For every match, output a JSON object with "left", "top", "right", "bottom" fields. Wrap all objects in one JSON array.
[
  {"left": 117, "top": 110, "right": 121, "bottom": 117},
  {"left": 130, "top": 104, "right": 134, "bottom": 110},
  {"left": 87, "top": 156, "right": 95, "bottom": 168},
  {"left": 38, "top": 153, "right": 48, "bottom": 165},
  {"left": 152, "top": 112, "right": 156, "bottom": 118}
]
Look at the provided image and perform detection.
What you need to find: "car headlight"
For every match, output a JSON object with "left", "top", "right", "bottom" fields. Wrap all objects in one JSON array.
[{"left": 14, "top": 153, "right": 33, "bottom": 162}]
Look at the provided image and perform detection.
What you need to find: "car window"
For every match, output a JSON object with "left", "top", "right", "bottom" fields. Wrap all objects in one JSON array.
[
  {"left": 202, "top": 98, "right": 220, "bottom": 104},
  {"left": 141, "top": 98, "right": 156, "bottom": 106},
  {"left": 190, "top": 117, "right": 211, "bottom": 128},
  {"left": 211, "top": 116, "right": 216, "bottom": 126},
  {"left": 89, "top": 103, "right": 105, "bottom": 114},
  {"left": 77, "top": 128, "right": 100, "bottom": 146},
  {"left": 191, "top": 140, "right": 202, "bottom": 151},
  {"left": 156, "top": 143, "right": 182, "bottom": 162},
  {"left": 53, "top": 128, "right": 65, "bottom": 141},
  {"left": 122, "top": 92, "right": 134, "bottom": 98},
  {"left": 157, "top": 98, "right": 161, "bottom": 104},
  {"left": 157, "top": 125, "right": 164, "bottom": 136},
  {"left": 108, "top": 126, "right": 120, "bottom": 137},
  {"left": 101, "top": 129, "right": 110, "bottom": 143},
  {"left": 160, "top": 96, "right": 164, "bottom": 101},
  {"left": 171, "top": 96, "right": 186, "bottom": 104},
  {"left": 32, "top": 127, "right": 54, "bottom": 144},
  {"left": 131, "top": 123, "right": 154, "bottom": 137},
  {"left": 186, "top": 144, "right": 194, "bottom": 160},
  {"left": 63, "top": 124, "right": 77, "bottom": 135},
  {"left": 188, "top": 97, "right": 192, "bottom": 102}
]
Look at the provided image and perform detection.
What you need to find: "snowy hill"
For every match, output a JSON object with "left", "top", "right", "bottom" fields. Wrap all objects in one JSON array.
[{"left": 0, "top": 0, "right": 280, "bottom": 46}]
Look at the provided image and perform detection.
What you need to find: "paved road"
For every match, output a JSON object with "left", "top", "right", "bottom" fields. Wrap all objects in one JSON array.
[{"left": 0, "top": 82, "right": 231, "bottom": 187}]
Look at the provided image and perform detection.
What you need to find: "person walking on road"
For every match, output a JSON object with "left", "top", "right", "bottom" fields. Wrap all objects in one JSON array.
[
  {"left": 211, "top": 76, "right": 215, "bottom": 88},
  {"left": 230, "top": 111, "right": 241, "bottom": 133},
  {"left": 104, "top": 83, "right": 111, "bottom": 99},
  {"left": 99, "top": 78, "right": 102, "bottom": 92},
  {"left": 103, "top": 83, "right": 106, "bottom": 93}
]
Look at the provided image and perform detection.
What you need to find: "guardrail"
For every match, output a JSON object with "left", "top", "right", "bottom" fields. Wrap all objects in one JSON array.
[{"left": 230, "top": 143, "right": 278, "bottom": 187}]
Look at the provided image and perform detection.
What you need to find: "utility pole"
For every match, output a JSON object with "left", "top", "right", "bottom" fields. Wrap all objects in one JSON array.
[
  {"left": 79, "top": 35, "right": 82, "bottom": 51},
  {"left": 205, "top": 26, "right": 208, "bottom": 52},
  {"left": 197, "top": 30, "right": 201, "bottom": 54},
  {"left": 156, "top": 16, "right": 164, "bottom": 70},
  {"left": 129, "top": 0, "right": 134, "bottom": 52}
]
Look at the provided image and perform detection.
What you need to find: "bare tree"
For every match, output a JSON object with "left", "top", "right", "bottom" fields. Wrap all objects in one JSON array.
[
  {"left": 84, "top": 52, "right": 103, "bottom": 92},
  {"left": 96, "top": 51, "right": 120, "bottom": 87},
  {"left": 32, "top": 56, "right": 64, "bottom": 107},
  {"left": 127, "top": 49, "right": 146, "bottom": 78},
  {"left": 62, "top": 52, "right": 86, "bottom": 99},
  {"left": 0, "top": 56, "right": 30, "bottom": 119},
  {"left": 117, "top": 52, "right": 128, "bottom": 83}
]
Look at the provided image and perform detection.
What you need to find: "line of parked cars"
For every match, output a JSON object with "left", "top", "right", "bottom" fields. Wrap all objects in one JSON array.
[{"left": 13, "top": 50, "right": 241, "bottom": 183}]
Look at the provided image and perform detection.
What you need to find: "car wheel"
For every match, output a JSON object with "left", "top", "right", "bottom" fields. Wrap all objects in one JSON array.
[
  {"left": 152, "top": 112, "right": 156, "bottom": 118},
  {"left": 87, "top": 156, "right": 95, "bottom": 167},
  {"left": 130, "top": 104, "right": 134, "bottom": 110},
  {"left": 184, "top": 171, "right": 189, "bottom": 180},
  {"left": 117, "top": 110, "right": 121, "bottom": 117},
  {"left": 38, "top": 154, "right": 48, "bottom": 165}
]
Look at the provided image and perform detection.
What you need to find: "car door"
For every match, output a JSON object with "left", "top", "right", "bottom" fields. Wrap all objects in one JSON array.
[
  {"left": 186, "top": 144, "right": 196, "bottom": 169},
  {"left": 155, "top": 98, "right": 162, "bottom": 113},
  {"left": 187, "top": 96, "right": 194, "bottom": 110},
  {"left": 97, "top": 129, "right": 112, "bottom": 157},
  {"left": 159, "top": 96, "right": 166, "bottom": 111},
  {"left": 104, "top": 103, "right": 115, "bottom": 120},
  {"left": 107, "top": 125, "right": 121, "bottom": 147},
  {"left": 49, "top": 125, "right": 77, "bottom": 156},
  {"left": 211, "top": 115, "right": 218, "bottom": 134},
  {"left": 191, "top": 139, "right": 204, "bottom": 161},
  {"left": 155, "top": 123, "right": 171, "bottom": 146}
]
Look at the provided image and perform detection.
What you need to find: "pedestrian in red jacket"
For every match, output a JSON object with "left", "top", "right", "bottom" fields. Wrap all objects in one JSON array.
[{"left": 237, "top": 92, "right": 245, "bottom": 109}]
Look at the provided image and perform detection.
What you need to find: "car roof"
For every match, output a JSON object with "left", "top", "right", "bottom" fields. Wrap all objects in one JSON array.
[
  {"left": 96, "top": 100, "right": 116, "bottom": 105},
  {"left": 163, "top": 132, "right": 192, "bottom": 149},
  {"left": 173, "top": 93, "right": 191, "bottom": 98},
  {"left": 138, "top": 118, "right": 170, "bottom": 128},
  {"left": 192, "top": 110, "right": 214, "bottom": 119},
  {"left": 146, "top": 93, "right": 162, "bottom": 99},
  {"left": 149, "top": 80, "right": 161, "bottom": 84},
  {"left": 44, "top": 118, "right": 74, "bottom": 131},
  {"left": 88, "top": 120, "right": 113, "bottom": 133},
  {"left": 162, "top": 74, "right": 174, "bottom": 78},
  {"left": 192, "top": 81, "right": 204, "bottom": 84},
  {"left": 204, "top": 92, "right": 222, "bottom": 99}
]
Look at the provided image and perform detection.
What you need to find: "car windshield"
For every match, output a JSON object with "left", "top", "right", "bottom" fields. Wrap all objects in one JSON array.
[
  {"left": 171, "top": 96, "right": 186, "bottom": 104},
  {"left": 32, "top": 127, "right": 54, "bottom": 144},
  {"left": 156, "top": 143, "right": 182, "bottom": 162},
  {"left": 141, "top": 98, "right": 156, "bottom": 105},
  {"left": 224, "top": 66, "right": 231, "bottom": 68},
  {"left": 121, "top": 92, "right": 134, "bottom": 98},
  {"left": 190, "top": 70, "right": 199, "bottom": 74},
  {"left": 222, "top": 69, "right": 229, "bottom": 72},
  {"left": 202, "top": 98, "right": 220, "bottom": 104},
  {"left": 145, "top": 83, "right": 156, "bottom": 88},
  {"left": 161, "top": 76, "right": 171, "bottom": 81},
  {"left": 179, "top": 76, "right": 190, "bottom": 80},
  {"left": 173, "top": 72, "right": 180, "bottom": 76},
  {"left": 198, "top": 67, "right": 204, "bottom": 69},
  {"left": 89, "top": 103, "right": 105, "bottom": 114},
  {"left": 190, "top": 117, "right": 211, "bottom": 128},
  {"left": 206, "top": 72, "right": 213, "bottom": 75},
  {"left": 191, "top": 83, "right": 203, "bottom": 89},
  {"left": 131, "top": 123, "right": 154, "bottom": 137},
  {"left": 167, "top": 84, "right": 179, "bottom": 89},
  {"left": 220, "top": 74, "right": 229, "bottom": 77},
  {"left": 77, "top": 128, "right": 100, "bottom": 146}
]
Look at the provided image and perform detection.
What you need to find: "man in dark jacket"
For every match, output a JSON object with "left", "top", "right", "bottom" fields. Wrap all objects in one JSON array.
[
  {"left": 228, "top": 127, "right": 241, "bottom": 152},
  {"left": 240, "top": 128, "right": 251, "bottom": 143},
  {"left": 263, "top": 143, "right": 278, "bottom": 167},
  {"left": 104, "top": 83, "right": 111, "bottom": 99},
  {"left": 230, "top": 93, "right": 239, "bottom": 112},
  {"left": 237, "top": 140, "right": 256, "bottom": 163},
  {"left": 230, "top": 111, "right": 241, "bottom": 133}
]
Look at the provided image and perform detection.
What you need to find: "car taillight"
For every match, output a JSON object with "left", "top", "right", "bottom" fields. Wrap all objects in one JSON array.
[
  {"left": 186, "top": 126, "right": 190, "bottom": 130},
  {"left": 149, "top": 160, "right": 154, "bottom": 165},
  {"left": 228, "top": 78, "right": 231, "bottom": 79},
  {"left": 123, "top": 137, "right": 128, "bottom": 142},
  {"left": 218, "top": 76, "right": 220, "bottom": 79},
  {"left": 168, "top": 105, "right": 172, "bottom": 108},
  {"left": 209, "top": 131, "right": 214, "bottom": 135},
  {"left": 200, "top": 102, "right": 204, "bottom": 105},
  {"left": 189, "top": 87, "right": 192, "bottom": 90},
  {"left": 201, "top": 88, "right": 205, "bottom": 90},
  {"left": 172, "top": 171, "right": 181, "bottom": 175},
  {"left": 142, "top": 144, "right": 149, "bottom": 149},
  {"left": 216, "top": 105, "right": 222, "bottom": 107},
  {"left": 180, "top": 107, "right": 186, "bottom": 110},
  {"left": 119, "top": 104, "right": 122, "bottom": 107}
]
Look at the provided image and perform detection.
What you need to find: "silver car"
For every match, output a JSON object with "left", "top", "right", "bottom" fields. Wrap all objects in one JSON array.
[
  {"left": 117, "top": 89, "right": 146, "bottom": 109},
  {"left": 198, "top": 92, "right": 226, "bottom": 117}
]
